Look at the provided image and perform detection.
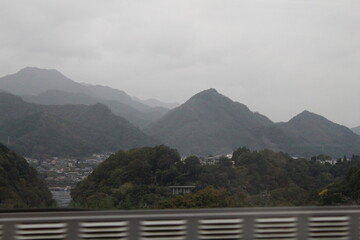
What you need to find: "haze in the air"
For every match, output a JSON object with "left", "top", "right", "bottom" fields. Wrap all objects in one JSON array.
[{"left": 0, "top": 0, "right": 359, "bottom": 127}]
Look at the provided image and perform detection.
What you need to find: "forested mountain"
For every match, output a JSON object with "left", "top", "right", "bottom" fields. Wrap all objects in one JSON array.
[
  {"left": 0, "top": 92, "right": 157, "bottom": 158},
  {"left": 146, "top": 89, "right": 360, "bottom": 157},
  {"left": 2, "top": 67, "right": 359, "bottom": 157},
  {"left": 71, "top": 145, "right": 360, "bottom": 209},
  {"left": 0, "top": 67, "right": 168, "bottom": 128},
  {"left": 0, "top": 144, "right": 54, "bottom": 208},
  {"left": 22, "top": 89, "right": 167, "bottom": 128},
  {"left": 277, "top": 111, "right": 360, "bottom": 157},
  {"left": 352, "top": 126, "right": 360, "bottom": 135},
  {"left": 145, "top": 89, "right": 280, "bottom": 156}
]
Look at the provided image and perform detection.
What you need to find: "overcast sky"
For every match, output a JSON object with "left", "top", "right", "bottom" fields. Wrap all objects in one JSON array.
[{"left": 1, "top": 0, "right": 360, "bottom": 127}]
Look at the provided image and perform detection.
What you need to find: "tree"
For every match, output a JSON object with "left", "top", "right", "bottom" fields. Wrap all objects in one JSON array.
[{"left": 156, "top": 186, "right": 250, "bottom": 209}]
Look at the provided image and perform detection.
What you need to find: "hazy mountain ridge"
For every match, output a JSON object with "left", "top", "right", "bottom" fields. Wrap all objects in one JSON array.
[
  {"left": 1, "top": 67, "right": 359, "bottom": 158},
  {"left": 132, "top": 96, "right": 180, "bottom": 109},
  {"left": 145, "top": 89, "right": 284, "bottom": 156},
  {"left": 0, "top": 67, "right": 87, "bottom": 95},
  {"left": 21, "top": 89, "right": 167, "bottom": 128},
  {"left": 276, "top": 111, "right": 360, "bottom": 157},
  {"left": 0, "top": 67, "right": 168, "bottom": 128},
  {"left": 146, "top": 89, "right": 360, "bottom": 157},
  {"left": 352, "top": 126, "right": 360, "bottom": 135},
  {"left": 0, "top": 92, "right": 157, "bottom": 158}
]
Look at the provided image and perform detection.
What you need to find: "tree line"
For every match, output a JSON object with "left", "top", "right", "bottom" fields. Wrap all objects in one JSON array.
[{"left": 71, "top": 145, "right": 360, "bottom": 209}]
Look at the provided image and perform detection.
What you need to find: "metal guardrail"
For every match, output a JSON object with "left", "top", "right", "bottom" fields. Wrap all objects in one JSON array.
[{"left": 0, "top": 206, "right": 359, "bottom": 239}]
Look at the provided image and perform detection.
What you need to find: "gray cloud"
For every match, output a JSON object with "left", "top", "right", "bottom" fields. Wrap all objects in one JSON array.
[{"left": 0, "top": 0, "right": 360, "bottom": 127}]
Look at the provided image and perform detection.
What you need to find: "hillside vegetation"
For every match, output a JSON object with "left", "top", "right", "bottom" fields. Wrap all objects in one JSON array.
[
  {"left": 71, "top": 145, "right": 360, "bottom": 209},
  {"left": 0, "top": 144, "right": 54, "bottom": 208}
]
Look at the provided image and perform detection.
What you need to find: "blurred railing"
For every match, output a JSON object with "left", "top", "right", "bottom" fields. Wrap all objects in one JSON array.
[{"left": 0, "top": 206, "right": 359, "bottom": 239}]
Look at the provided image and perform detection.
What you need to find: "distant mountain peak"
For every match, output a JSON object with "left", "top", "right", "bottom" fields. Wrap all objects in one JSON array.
[
  {"left": 204, "top": 88, "right": 218, "bottom": 93},
  {"left": 0, "top": 67, "right": 79, "bottom": 96},
  {"left": 291, "top": 110, "right": 326, "bottom": 122},
  {"left": 17, "top": 67, "right": 64, "bottom": 77},
  {"left": 300, "top": 110, "right": 311, "bottom": 114},
  {"left": 188, "top": 88, "right": 224, "bottom": 102},
  {"left": 20, "top": 66, "right": 56, "bottom": 71},
  {"left": 196, "top": 88, "right": 219, "bottom": 96},
  {"left": 145, "top": 88, "right": 275, "bottom": 155}
]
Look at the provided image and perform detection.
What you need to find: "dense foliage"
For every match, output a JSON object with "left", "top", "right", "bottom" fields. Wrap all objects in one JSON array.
[
  {"left": 319, "top": 155, "right": 360, "bottom": 205},
  {"left": 72, "top": 145, "right": 360, "bottom": 209},
  {"left": 71, "top": 145, "right": 182, "bottom": 209},
  {"left": 0, "top": 144, "right": 54, "bottom": 208}
]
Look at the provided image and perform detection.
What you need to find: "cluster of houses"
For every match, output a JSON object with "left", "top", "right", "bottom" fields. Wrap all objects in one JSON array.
[{"left": 25, "top": 153, "right": 111, "bottom": 206}]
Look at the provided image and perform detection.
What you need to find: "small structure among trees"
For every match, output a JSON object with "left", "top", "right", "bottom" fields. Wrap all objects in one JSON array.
[{"left": 168, "top": 186, "right": 195, "bottom": 195}]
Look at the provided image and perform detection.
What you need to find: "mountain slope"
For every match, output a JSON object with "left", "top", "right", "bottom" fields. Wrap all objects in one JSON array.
[
  {"left": 0, "top": 67, "right": 168, "bottom": 128},
  {"left": 146, "top": 89, "right": 360, "bottom": 157},
  {"left": 22, "top": 89, "right": 167, "bottom": 128},
  {"left": 277, "top": 111, "right": 360, "bottom": 157},
  {"left": 132, "top": 96, "right": 180, "bottom": 109},
  {"left": 0, "top": 67, "right": 87, "bottom": 95},
  {"left": 0, "top": 91, "right": 37, "bottom": 123},
  {"left": 0, "top": 144, "right": 54, "bottom": 208},
  {"left": 145, "top": 89, "right": 280, "bottom": 155},
  {"left": 0, "top": 92, "right": 157, "bottom": 158},
  {"left": 352, "top": 126, "right": 360, "bottom": 135}
]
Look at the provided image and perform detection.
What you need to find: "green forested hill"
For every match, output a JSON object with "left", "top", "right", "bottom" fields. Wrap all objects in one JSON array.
[
  {"left": 0, "top": 144, "right": 54, "bottom": 208},
  {"left": 71, "top": 145, "right": 360, "bottom": 209},
  {"left": 0, "top": 92, "right": 157, "bottom": 158},
  {"left": 22, "top": 89, "right": 168, "bottom": 129},
  {"left": 145, "top": 89, "right": 360, "bottom": 157},
  {"left": 145, "top": 89, "right": 279, "bottom": 156},
  {"left": 71, "top": 145, "right": 182, "bottom": 209},
  {"left": 277, "top": 111, "right": 360, "bottom": 157}
]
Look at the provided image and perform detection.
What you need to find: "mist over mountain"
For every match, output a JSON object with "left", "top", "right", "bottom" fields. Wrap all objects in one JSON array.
[
  {"left": 146, "top": 89, "right": 360, "bottom": 157},
  {"left": 0, "top": 67, "right": 86, "bottom": 95},
  {"left": 352, "top": 126, "right": 360, "bottom": 135},
  {"left": 21, "top": 89, "right": 167, "bottom": 128},
  {"left": 0, "top": 67, "right": 168, "bottom": 128},
  {"left": 132, "top": 96, "right": 180, "bottom": 109},
  {"left": 0, "top": 92, "right": 157, "bottom": 158}
]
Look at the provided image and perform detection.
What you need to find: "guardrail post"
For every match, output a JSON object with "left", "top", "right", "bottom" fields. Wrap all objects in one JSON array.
[
  {"left": 187, "top": 217, "right": 198, "bottom": 239},
  {"left": 242, "top": 215, "right": 254, "bottom": 239},
  {"left": 296, "top": 215, "right": 308, "bottom": 240},
  {"left": 129, "top": 219, "right": 140, "bottom": 240},
  {"left": 67, "top": 220, "right": 79, "bottom": 240},
  {"left": 349, "top": 213, "right": 359, "bottom": 239},
  {"left": 2, "top": 222, "right": 15, "bottom": 240}
]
